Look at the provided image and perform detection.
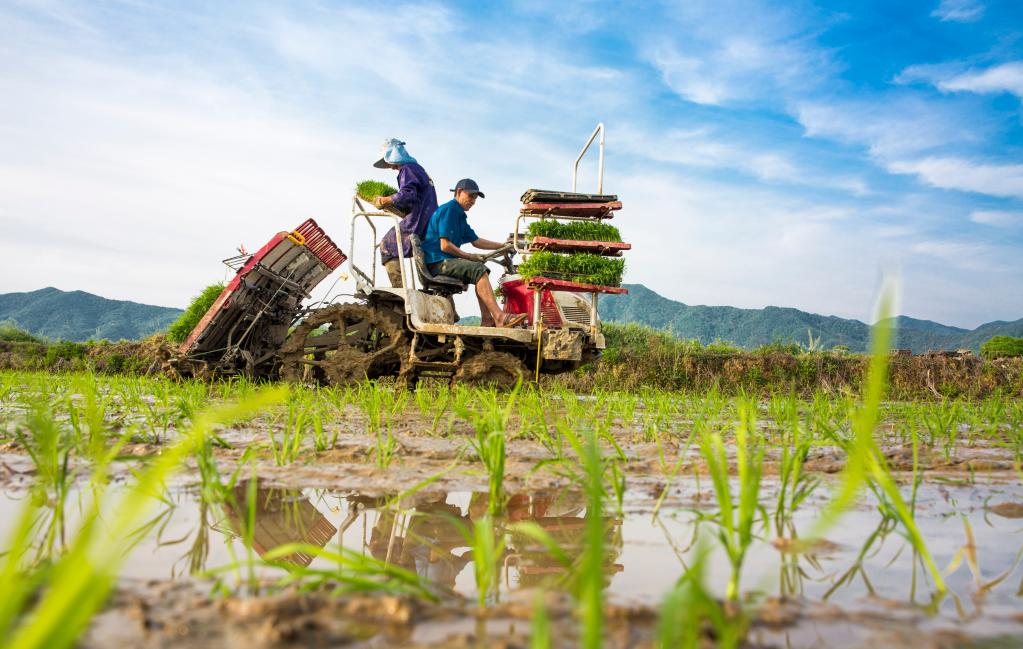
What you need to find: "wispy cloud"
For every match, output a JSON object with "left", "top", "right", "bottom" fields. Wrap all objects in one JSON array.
[
  {"left": 886, "top": 157, "right": 1023, "bottom": 200},
  {"left": 938, "top": 62, "right": 1023, "bottom": 98},
  {"left": 640, "top": 0, "right": 836, "bottom": 106},
  {"left": 796, "top": 96, "right": 979, "bottom": 158},
  {"left": 615, "top": 125, "right": 870, "bottom": 195},
  {"left": 931, "top": 0, "right": 986, "bottom": 23},
  {"left": 970, "top": 209, "right": 1023, "bottom": 227},
  {"left": 901, "top": 61, "right": 1023, "bottom": 99}
]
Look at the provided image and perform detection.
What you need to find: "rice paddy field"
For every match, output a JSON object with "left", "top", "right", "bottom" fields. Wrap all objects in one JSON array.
[{"left": 2, "top": 351, "right": 1023, "bottom": 648}]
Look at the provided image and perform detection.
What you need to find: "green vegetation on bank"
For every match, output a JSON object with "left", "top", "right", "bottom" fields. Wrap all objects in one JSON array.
[
  {"left": 0, "top": 320, "right": 42, "bottom": 344},
  {"left": 0, "top": 320, "right": 1020, "bottom": 398},
  {"left": 981, "top": 335, "right": 1023, "bottom": 359},
  {"left": 167, "top": 284, "right": 225, "bottom": 343},
  {"left": 518, "top": 251, "right": 625, "bottom": 287},
  {"left": 526, "top": 220, "right": 622, "bottom": 242}
]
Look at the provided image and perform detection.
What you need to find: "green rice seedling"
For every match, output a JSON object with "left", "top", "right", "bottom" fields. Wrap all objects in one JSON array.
[
  {"left": 173, "top": 379, "right": 211, "bottom": 425},
  {"left": 355, "top": 179, "right": 398, "bottom": 201},
  {"left": 518, "top": 251, "right": 625, "bottom": 287},
  {"left": 656, "top": 540, "right": 742, "bottom": 649},
  {"left": 257, "top": 541, "right": 437, "bottom": 600},
  {"left": 529, "top": 591, "right": 551, "bottom": 649},
  {"left": 469, "top": 514, "right": 507, "bottom": 608},
  {"left": 458, "top": 383, "right": 520, "bottom": 514},
  {"left": 268, "top": 398, "right": 308, "bottom": 465},
  {"left": 772, "top": 395, "right": 819, "bottom": 534},
  {"left": 917, "top": 400, "right": 964, "bottom": 461},
  {"left": 14, "top": 398, "right": 73, "bottom": 560},
  {"left": 578, "top": 425, "right": 607, "bottom": 649},
  {"left": 138, "top": 379, "right": 176, "bottom": 445},
  {"left": 413, "top": 383, "right": 452, "bottom": 435},
  {"left": 698, "top": 396, "right": 764, "bottom": 603},
  {"left": 66, "top": 373, "right": 110, "bottom": 460},
  {"left": 526, "top": 220, "right": 622, "bottom": 242},
  {"left": 0, "top": 387, "right": 285, "bottom": 649},
  {"left": 309, "top": 407, "right": 329, "bottom": 452},
  {"left": 167, "top": 283, "right": 225, "bottom": 343},
  {"left": 359, "top": 382, "right": 404, "bottom": 468},
  {"left": 810, "top": 286, "right": 947, "bottom": 594}
]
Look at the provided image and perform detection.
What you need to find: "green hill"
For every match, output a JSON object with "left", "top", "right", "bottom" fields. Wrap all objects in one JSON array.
[
  {"left": 4, "top": 284, "right": 1020, "bottom": 353},
  {"left": 598, "top": 284, "right": 1023, "bottom": 353},
  {"left": 0, "top": 287, "right": 182, "bottom": 342}
]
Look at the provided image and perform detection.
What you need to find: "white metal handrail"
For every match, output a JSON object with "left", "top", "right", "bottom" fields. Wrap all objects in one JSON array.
[
  {"left": 572, "top": 122, "right": 605, "bottom": 194},
  {"left": 349, "top": 196, "right": 415, "bottom": 312}
]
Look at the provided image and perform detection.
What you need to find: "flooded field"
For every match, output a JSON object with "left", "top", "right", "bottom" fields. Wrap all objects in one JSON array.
[{"left": 1, "top": 369, "right": 1022, "bottom": 648}]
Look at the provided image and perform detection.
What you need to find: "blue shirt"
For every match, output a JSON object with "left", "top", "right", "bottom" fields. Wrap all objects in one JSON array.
[
  {"left": 380, "top": 161, "right": 438, "bottom": 259},
  {"left": 422, "top": 200, "right": 479, "bottom": 264}
]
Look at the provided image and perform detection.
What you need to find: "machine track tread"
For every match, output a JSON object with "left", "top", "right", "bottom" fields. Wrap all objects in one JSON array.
[
  {"left": 452, "top": 351, "right": 528, "bottom": 388},
  {"left": 279, "top": 303, "right": 405, "bottom": 385}
]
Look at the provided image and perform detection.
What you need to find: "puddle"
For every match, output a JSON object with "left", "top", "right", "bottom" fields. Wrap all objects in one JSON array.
[{"left": 3, "top": 478, "right": 1023, "bottom": 647}]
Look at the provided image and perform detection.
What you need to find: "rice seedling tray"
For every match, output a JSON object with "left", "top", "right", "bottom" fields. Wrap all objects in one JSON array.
[
  {"left": 524, "top": 276, "right": 629, "bottom": 294},
  {"left": 355, "top": 180, "right": 406, "bottom": 217},
  {"left": 520, "top": 201, "right": 622, "bottom": 218},
  {"left": 527, "top": 237, "right": 631, "bottom": 256},
  {"left": 519, "top": 188, "right": 618, "bottom": 204}
]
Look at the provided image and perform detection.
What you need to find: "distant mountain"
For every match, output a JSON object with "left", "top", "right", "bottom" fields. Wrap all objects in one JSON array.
[
  {"left": 4, "top": 284, "right": 1020, "bottom": 352},
  {"left": 0, "top": 287, "right": 182, "bottom": 342},
  {"left": 598, "top": 284, "right": 1023, "bottom": 353}
]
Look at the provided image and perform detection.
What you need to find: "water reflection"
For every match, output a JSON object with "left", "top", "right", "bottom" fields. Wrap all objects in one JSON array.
[
  {"left": 351, "top": 490, "right": 624, "bottom": 594},
  {"left": 4, "top": 478, "right": 1023, "bottom": 634},
  {"left": 220, "top": 485, "right": 337, "bottom": 567}
]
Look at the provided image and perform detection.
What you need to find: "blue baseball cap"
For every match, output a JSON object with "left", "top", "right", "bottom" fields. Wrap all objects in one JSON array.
[{"left": 450, "top": 178, "right": 485, "bottom": 198}]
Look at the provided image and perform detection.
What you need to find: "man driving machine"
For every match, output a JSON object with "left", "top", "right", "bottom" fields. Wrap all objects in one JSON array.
[{"left": 421, "top": 179, "right": 527, "bottom": 328}]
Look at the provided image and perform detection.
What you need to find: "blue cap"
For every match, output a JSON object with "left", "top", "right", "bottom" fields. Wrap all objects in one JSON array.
[{"left": 451, "top": 178, "right": 485, "bottom": 198}]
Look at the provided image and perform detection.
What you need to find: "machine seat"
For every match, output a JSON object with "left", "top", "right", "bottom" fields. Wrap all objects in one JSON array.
[{"left": 408, "top": 235, "right": 468, "bottom": 296}]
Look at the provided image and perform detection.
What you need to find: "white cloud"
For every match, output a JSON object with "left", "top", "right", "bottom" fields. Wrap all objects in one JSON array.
[
  {"left": 641, "top": 1, "right": 836, "bottom": 106},
  {"left": 931, "top": 0, "right": 985, "bottom": 23},
  {"left": 912, "top": 239, "right": 988, "bottom": 264},
  {"left": 886, "top": 157, "right": 1023, "bottom": 199},
  {"left": 970, "top": 209, "right": 1023, "bottom": 227},
  {"left": 900, "top": 61, "right": 1023, "bottom": 100},
  {"left": 796, "top": 98, "right": 978, "bottom": 158},
  {"left": 938, "top": 61, "right": 1023, "bottom": 98},
  {"left": 614, "top": 125, "right": 870, "bottom": 195}
]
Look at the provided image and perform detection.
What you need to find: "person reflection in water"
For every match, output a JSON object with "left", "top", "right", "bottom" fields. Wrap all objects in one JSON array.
[{"left": 361, "top": 491, "right": 623, "bottom": 592}]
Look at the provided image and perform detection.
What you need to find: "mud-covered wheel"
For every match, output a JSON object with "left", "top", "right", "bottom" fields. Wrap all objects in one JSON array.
[
  {"left": 279, "top": 304, "right": 405, "bottom": 385},
  {"left": 453, "top": 351, "right": 528, "bottom": 388}
]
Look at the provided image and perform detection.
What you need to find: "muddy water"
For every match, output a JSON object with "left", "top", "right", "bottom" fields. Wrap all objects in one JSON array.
[{"left": 3, "top": 476, "right": 1023, "bottom": 647}]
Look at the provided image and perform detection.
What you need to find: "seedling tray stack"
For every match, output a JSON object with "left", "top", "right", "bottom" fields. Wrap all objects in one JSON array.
[{"left": 516, "top": 188, "right": 630, "bottom": 295}]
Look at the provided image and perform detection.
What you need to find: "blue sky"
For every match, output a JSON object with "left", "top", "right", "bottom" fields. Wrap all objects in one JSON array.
[{"left": 1, "top": 0, "right": 1021, "bottom": 327}]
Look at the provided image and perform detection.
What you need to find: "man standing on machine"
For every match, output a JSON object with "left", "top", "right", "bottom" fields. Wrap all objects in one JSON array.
[
  {"left": 372, "top": 138, "right": 438, "bottom": 287},
  {"left": 421, "top": 179, "right": 527, "bottom": 328}
]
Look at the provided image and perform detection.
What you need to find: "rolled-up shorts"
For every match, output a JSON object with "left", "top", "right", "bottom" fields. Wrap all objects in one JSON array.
[{"left": 427, "top": 258, "right": 488, "bottom": 284}]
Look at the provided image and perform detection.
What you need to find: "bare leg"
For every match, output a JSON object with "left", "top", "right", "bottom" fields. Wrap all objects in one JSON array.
[{"left": 475, "top": 274, "right": 501, "bottom": 326}]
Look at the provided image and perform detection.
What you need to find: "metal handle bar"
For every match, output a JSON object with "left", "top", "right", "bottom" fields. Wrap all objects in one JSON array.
[
  {"left": 572, "top": 122, "right": 605, "bottom": 194},
  {"left": 349, "top": 196, "right": 415, "bottom": 310}
]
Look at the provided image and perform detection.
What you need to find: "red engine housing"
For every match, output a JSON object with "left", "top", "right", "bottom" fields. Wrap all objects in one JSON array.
[{"left": 500, "top": 277, "right": 563, "bottom": 327}]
